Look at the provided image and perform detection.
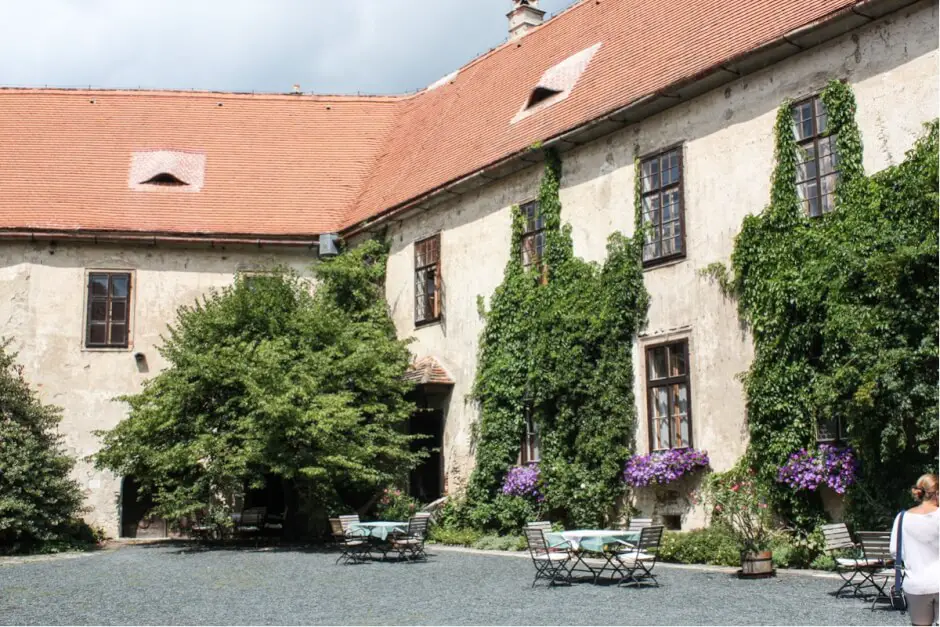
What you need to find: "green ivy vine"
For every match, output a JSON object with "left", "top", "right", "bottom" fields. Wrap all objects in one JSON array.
[
  {"left": 725, "top": 79, "right": 938, "bottom": 529},
  {"left": 465, "top": 149, "right": 650, "bottom": 530}
]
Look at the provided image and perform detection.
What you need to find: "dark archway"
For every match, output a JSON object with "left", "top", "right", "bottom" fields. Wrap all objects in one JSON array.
[{"left": 120, "top": 476, "right": 167, "bottom": 538}]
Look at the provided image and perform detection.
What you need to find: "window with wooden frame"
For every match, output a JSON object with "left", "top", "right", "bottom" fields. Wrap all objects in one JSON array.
[
  {"left": 521, "top": 410, "right": 541, "bottom": 464},
  {"left": 640, "top": 147, "right": 685, "bottom": 266},
  {"left": 816, "top": 416, "right": 846, "bottom": 444},
  {"left": 85, "top": 272, "right": 132, "bottom": 348},
  {"left": 792, "top": 96, "right": 839, "bottom": 217},
  {"left": 414, "top": 234, "right": 442, "bottom": 325},
  {"left": 520, "top": 200, "right": 546, "bottom": 274},
  {"left": 646, "top": 340, "right": 692, "bottom": 451}
]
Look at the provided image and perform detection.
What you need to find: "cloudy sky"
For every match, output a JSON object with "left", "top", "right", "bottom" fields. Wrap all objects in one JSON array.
[{"left": 1, "top": 1, "right": 577, "bottom": 95}]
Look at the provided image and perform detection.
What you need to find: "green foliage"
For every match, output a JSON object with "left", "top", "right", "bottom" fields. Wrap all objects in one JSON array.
[
  {"left": 0, "top": 342, "right": 89, "bottom": 554},
  {"left": 659, "top": 526, "right": 741, "bottom": 567},
  {"left": 373, "top": 487, "right": 421, "bottom": 522},
  {"left": 472, "top": 534, "right": 527, "bottom": 551},
  {"left": 727, "top": 78, "right": 938, "bottom": 529},
  {"left": 660, "top": 524, "right": 824, "bottom": 569},
  {"left": 703, "top": 464, "right": 774, "bottom": 553},
  {"left": 428, "top": 525, "right": 484, "bottom": 547},
  {"left": 466, "top": 495, "right": 539, "bottom": 534},
  {"left": 94, "top": 241, "right": 425, "bottom": 525},
  {"left": 467, "top": 149, "right": 649, "bottom": 530}
]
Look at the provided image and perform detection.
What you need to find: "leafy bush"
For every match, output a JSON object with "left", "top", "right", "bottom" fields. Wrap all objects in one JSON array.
[
  {"left": 373, "top": 487, "right": 421, "bottom": 522},
  {"left": 466, "top": 494, "right": 538, "bottom": 535},
  {"left": 472, "top": 534, "right": 526, "bottom": 551},
  {"left": 0, "top": 342, "right": 89, "bottom": 554},
  {"left": 428, "top": 526, "right": 483, "bottom": 546},
  {"left": 659, "top": 526, "right": 741, "bottom": 567}
]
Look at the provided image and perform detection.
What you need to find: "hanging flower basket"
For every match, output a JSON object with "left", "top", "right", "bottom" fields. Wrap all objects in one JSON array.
[
  {"left": 501, "top": 463, "right": 544, "bottom": 502},
  {"left": 623, "top": 448, "right": 710, "bottom": 488},
  {"left": 776, "top": 445, "right": 858, "bottom": 494}
]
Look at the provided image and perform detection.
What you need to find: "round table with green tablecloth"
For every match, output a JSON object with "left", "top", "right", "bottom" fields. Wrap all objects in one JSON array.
[{"left": 347, "top": 521, "right": 407, "bottom": 542}]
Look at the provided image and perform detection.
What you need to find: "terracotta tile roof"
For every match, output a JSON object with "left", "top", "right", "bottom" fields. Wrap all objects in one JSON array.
[
  {"left": 0, "top": 0, "right": 865, "bottom": 238},
  {"left": 404, "top": 356, "right": 455, "bottom": 386},
  {"left": 345, "top": 0, "right": 860, "bottom": 227},
  {"left": 0, "top": 89, "right": 402, "bottom": 237}
]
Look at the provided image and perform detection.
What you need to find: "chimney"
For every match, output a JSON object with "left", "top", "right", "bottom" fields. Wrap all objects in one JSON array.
[{"left": 507, "top": 0, "right": 545, "bottom": 40}]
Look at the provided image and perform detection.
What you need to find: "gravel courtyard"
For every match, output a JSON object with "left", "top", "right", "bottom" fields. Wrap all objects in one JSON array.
[{"left": 0, "top": 544, "right": 907, "bottom": 625}]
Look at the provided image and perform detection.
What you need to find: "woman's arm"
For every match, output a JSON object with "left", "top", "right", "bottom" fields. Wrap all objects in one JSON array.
[{"left": 889, "top": 512, "right": 900, "bottom": 559}]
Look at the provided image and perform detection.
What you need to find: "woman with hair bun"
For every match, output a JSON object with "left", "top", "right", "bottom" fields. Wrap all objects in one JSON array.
[{"left": 891, "top": 473, "right": 939, "bottom": 625}]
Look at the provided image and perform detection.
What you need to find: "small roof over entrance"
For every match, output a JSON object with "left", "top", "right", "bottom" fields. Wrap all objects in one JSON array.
[{"left": 404, "top": 356, "right": 455, "bottom": 386}]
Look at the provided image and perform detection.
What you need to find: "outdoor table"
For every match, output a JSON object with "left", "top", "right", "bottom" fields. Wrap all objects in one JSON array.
[
  {"left": 545, "top": 529, "right": 640, "bottom": 583},
  {"left": 348, "top": 521, "right": 407, "bottom": 542}
]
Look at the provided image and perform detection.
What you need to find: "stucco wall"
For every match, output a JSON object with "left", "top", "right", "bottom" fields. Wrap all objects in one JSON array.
[
  {"left": 0, "top": 241, "right": 316, "bottom": 535},
  {"left": 384, "top": 1, "right": 938, "bottom": 527}
]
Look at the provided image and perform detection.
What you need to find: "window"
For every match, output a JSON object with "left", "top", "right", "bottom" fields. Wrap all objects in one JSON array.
[
  {"left": 640, "top": 147, "right": 684, "bottom": 265},
  {"left": 141, "top": 172, "right": 188, "bottom": 186},
  {"left": 646, "top": 340, "right": 692, "bottom": 451},
  {"left": 520, "top": 200, "right": 545, "bottom": 272},
  {"left": 792, "top": 96, "right": 839, "bottom": 217},
  {"left": 526, "top": 86, "right": 562, "bottom": 109},
  {"left": 414, "top": 234, "right": 441, "bottom": 325},
  {"left": 817, "top": 416, "right": 845, "bottom": 443},
  {"left": 85, "top": 272, "right": 131, "bottom": 348},
  {"left": 521, "top": 410, "right": 541, "bottom": 464}
]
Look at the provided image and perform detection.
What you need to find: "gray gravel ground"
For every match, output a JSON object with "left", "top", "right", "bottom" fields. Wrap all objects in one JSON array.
[{"left": 0, "top": 544, "right": 908, "bottom": 625}]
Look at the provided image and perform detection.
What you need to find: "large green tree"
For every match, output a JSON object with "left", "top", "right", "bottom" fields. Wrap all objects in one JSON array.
[
  {"left": 0, "top": 343, "right": 86, "bottom": 553},
  {"left": 94, "top": 241, "right": 423, "bottom": 526}
]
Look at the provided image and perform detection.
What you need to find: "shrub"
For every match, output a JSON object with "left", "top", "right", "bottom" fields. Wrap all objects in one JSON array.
[
  {"left": 373, "top": 487, "right": 420, "bottom": 522},
  {"left": 472, "top": 534, "right": 526, "bottom": 551},
  {"left": 0, "top": 342, "right": 88, "bottom": 554},
  {"left": 466, "top": 494, "right": 538, "bottom": 535},
  {"left": 659, "top": 526, "right": 740, "bottom": 567},
  {"left": 428, "top": 526, "right": 483, "bottom": 546}
]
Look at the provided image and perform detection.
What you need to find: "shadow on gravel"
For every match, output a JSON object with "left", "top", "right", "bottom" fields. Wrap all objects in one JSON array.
[{"left": 125, "top": 539, "right": 440, "bottom": 563}]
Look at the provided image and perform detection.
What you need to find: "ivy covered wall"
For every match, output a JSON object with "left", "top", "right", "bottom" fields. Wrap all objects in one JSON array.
[
  {"left": 465, "top": 149, "right": 650, "bottom": 529},
  {"left": 726, "top": 80, "right": 939, "bottom": 529}
]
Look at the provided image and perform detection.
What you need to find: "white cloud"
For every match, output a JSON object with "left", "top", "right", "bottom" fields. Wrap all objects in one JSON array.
[{"left": 0, "top": 0, "right": 576, "bottom": 94}]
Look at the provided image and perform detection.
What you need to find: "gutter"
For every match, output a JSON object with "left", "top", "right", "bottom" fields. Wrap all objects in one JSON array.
[
  {"left": 0, "top": 230, "right": 320, "bottom": 249},
  {"left": 342, "top": 0, "right": 913, "bottom": 239}
]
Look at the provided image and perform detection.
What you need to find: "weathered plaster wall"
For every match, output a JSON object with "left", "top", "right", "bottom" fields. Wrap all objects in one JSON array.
[
  {"left": 384, "top": 2, "right": 938, "bottom": 527},
  {"left": 0, "top": 241, "right": 316, "bottom": 535}
]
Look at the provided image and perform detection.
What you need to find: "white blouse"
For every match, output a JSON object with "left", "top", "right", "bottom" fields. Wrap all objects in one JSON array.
[{"left": 890, "top": 509, "right": 940, "bottom": 595}]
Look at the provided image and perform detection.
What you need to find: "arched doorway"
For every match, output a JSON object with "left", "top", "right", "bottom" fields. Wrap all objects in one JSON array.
[{"left": 120, "top": 476, "right": 167, "bottom": 538}]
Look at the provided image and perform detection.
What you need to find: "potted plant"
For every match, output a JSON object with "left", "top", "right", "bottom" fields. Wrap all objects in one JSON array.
[{"left": 704, "top": 465, "right": 775, "bottom": 578}]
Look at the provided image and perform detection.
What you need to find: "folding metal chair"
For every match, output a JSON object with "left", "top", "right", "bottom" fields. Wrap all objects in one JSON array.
[
  {"left": 390, "top": 515, "right": 430, "bottom": 561},
  {"left": 523, "top": 526, "right": 571, "bottom": 587},
  {"left": 329, "top": 517, "right": 370, "bottom": 564},
  {"left": 613, "top": 525, "right": 664, "bottom": 587},
  {"left": 821, "top": 523, "right": 881, "bottom": 597},
  {"left": 857, "top": 531, "right": 897, "bottom": 611}
]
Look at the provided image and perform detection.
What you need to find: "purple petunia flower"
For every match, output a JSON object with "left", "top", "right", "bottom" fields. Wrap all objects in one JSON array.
[
  {"left": 776, "top": 445, "right": 857, "bottom": 494},
  {"left": 501, "top": 464, "right": 544, "bottom": 502},
  {"left": 622, "top": 448, "right": 710, "bottom": 487}
]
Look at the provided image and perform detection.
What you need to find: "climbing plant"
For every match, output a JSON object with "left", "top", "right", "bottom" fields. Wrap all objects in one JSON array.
[
  {"left": 466, "top": 149, "right": 650, "bottom": 530},
  {"left": 724, "top": 79, "right": 938, "bottom": 529}
]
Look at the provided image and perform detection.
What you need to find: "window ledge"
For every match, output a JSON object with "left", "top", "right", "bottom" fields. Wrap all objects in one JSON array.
[
  {"left": 643, "top": 254, "right": 687, "bottom": 272},
  {"left": 81, "top": 346, "right": 133, "bottom": 353},
  {"left": 414, "top": 318, "right": 442, "bottom": 330}
]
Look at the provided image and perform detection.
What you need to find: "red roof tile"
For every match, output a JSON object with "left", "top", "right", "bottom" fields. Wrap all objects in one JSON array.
[{"left": 0, "top": 0, "right": 864, "bottom": 238}]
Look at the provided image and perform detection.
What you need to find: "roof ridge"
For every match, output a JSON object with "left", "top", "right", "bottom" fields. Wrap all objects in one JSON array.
[{"left": 0, "top": 86, "right": 407, "bottom": 102}]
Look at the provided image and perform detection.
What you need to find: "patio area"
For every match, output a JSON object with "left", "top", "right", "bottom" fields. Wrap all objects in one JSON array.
[{"left": 0, "top": 544, "right": 908, "bottom": 626}]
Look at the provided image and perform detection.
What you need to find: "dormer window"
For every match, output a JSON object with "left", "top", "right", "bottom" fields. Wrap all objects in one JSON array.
[
  {"left": 512, "top": 42, "right": 602, "bottom": 123},
  {"left": 526, "top": 87, "right": 562, "bottom": 109},
  {"left": 129, "top": 150, "right": 206, "bottom": 192},
  {"left": 141, "top": 173, "right": 188, "bottom": 186}
]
